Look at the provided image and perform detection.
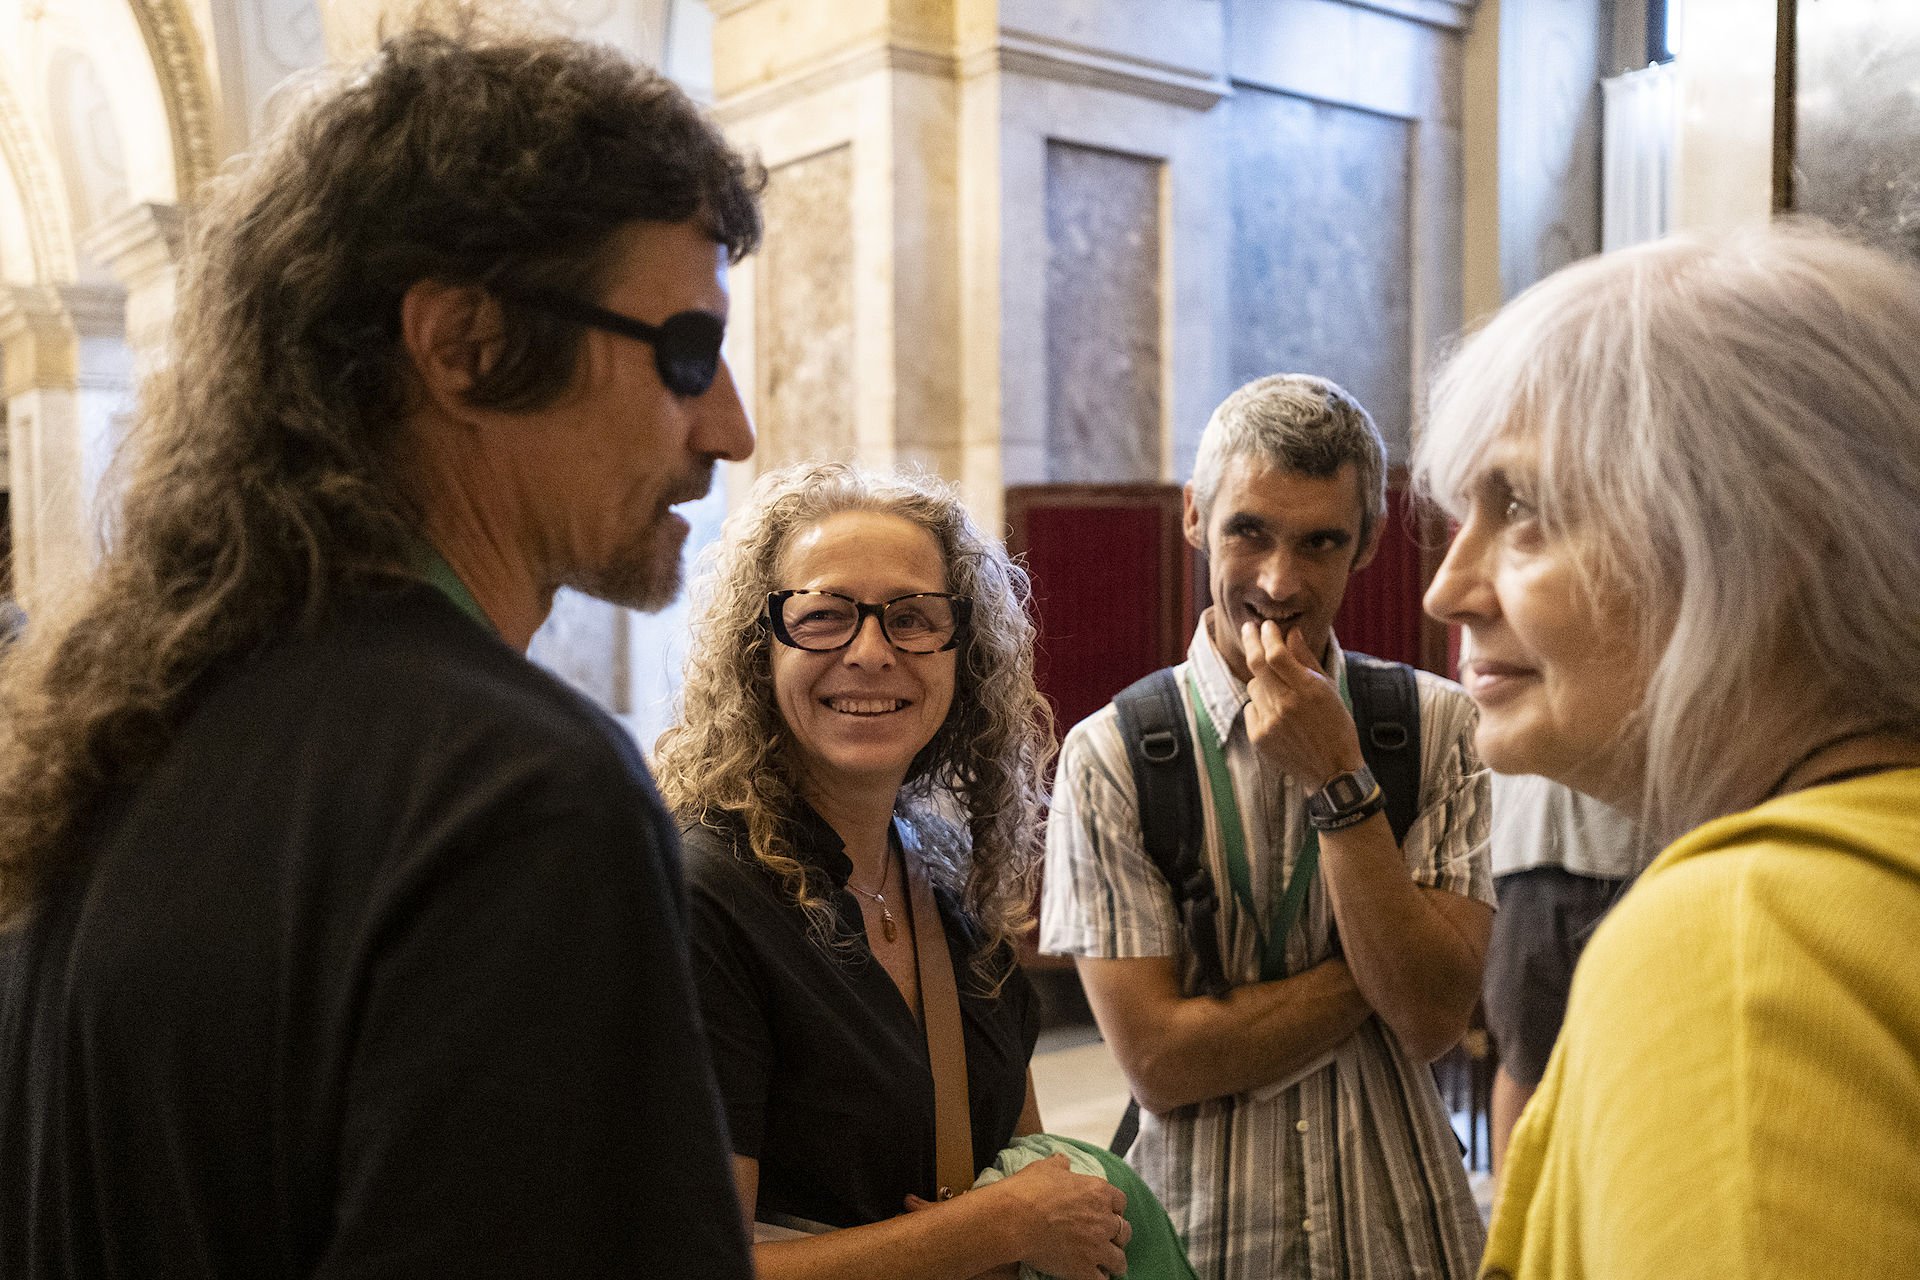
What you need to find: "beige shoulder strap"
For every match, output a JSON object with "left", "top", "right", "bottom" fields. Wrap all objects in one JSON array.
[{"left": 905, "top": 855, "right": 974, "bottom": 1199}]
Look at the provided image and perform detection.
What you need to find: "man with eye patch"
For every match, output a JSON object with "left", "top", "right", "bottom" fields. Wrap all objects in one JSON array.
[
  {"left": 0, "top": 18, "right": 762, "bottom": 1280},
  {"left": 1041, "top": 374, "right": 1494, "bottom": 1280}
]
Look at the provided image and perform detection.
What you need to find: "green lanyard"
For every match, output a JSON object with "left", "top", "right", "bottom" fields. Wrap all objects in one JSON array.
[
  {"left": 1184, "top": 665, "right": 1349, "bottom": 983},
  {"left": 407, "top": 538, "right": 496, "bottom": 636}
]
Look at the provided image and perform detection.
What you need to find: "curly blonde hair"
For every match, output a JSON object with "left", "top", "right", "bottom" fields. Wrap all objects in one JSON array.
[{"left": 655, "top": 463, "right": 1054, "bottom": 976}]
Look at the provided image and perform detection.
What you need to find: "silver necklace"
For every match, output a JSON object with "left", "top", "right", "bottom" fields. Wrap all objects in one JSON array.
[{"left": 846, "top": 851, "right": 898, "bottom": 943}]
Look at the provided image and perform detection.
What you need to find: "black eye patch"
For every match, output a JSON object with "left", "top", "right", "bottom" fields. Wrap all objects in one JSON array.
[
  {"left": 499, "top": 288, "right": 725, "bottom": 398},
  {"left": 643, "top": 310, "right": 725, "bottom": 398}
]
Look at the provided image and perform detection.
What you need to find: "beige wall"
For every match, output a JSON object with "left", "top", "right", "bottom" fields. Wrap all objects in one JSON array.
[
  {"left": 1673, "top": 0, "right": 1779, "bottom": 233},
  {"left": 1460, "top": 0, "right": 1790, "bottom": 311},
  {"left": 1460, "top": 0, "right": 1501, "bottom": 325}
]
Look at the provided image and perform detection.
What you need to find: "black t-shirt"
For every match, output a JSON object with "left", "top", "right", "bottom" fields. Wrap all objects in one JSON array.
[
  {"left": 684, "top": 807, "right": 1038, "bottom": 1229},
  {"left": 0, "top": 584, "right": 751, "bottom": 1279}
]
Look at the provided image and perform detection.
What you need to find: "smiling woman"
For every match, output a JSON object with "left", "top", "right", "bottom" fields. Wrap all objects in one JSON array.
[
  {"left": 1414, "top": 221, "right": 1920, "bottom": 1278},
  {"left": 767, "top": 512, "right": 959, "bottom": 805},
  {"left": 653, "top": 463, "right": 1139, "bottom": 1280}
]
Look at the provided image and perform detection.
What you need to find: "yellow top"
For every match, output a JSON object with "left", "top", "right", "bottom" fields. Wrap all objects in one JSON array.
[{"left": 1481, "top": 767, "right": 1920, "bottom": 1280}]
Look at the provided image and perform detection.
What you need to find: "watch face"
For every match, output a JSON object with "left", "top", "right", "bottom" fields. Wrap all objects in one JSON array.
[
  {"left": 1310, "top": 766, "right": 1378, "bottom": 819},
  {"left": 1329, "top": 775, "right": 1366, "bottom": 809}
]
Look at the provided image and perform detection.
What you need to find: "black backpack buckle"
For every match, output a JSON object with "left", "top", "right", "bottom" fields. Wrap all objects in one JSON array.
[{"left": 1369, "top": 720, "right": 1410, "bottom": 751}]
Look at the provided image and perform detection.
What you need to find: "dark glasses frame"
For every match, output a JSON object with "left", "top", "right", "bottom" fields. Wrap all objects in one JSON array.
[
  {"left": 498, "top": 286, "right": 726, "bottom": 398},
  {"left": 766, "top": 590, "right": 973, "bottom": 654}
]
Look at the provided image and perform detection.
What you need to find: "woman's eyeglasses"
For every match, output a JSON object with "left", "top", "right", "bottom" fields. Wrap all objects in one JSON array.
[
  {"left": 766, "top": 590, "right": 972, "bottom": 654},
  {"left": 498, "top": 287, "right": 726, "bottom": 398}
]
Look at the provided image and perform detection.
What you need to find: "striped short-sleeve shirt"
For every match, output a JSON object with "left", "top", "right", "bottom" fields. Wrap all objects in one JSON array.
[{"left": 1041, "top": 620, "right": 1493, "bottom": 1280}]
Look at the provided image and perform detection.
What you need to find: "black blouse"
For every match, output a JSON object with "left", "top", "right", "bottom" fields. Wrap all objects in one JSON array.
[{"left": 683, "top": 806, "right": 1038, "bottom": 1229}]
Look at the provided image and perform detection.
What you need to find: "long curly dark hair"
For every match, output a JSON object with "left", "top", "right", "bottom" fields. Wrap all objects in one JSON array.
[
  {"left": 655, "top": 464, "right": 1055, "bottom": 977},
  {"left": 0, "top": 12, "right": 763, "bottom": 926}
]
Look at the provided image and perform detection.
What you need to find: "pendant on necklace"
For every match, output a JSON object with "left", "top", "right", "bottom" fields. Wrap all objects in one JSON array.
[{"left": 880, "top": 906, "right": 898, "bottom": 943}]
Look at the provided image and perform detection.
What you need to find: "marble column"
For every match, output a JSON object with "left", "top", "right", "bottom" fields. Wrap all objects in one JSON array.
[
  {"left": 1458, "top": 0, "right": 1609, "bottom": 317},
  {"left": 1791, "top": 0, "right": 1920, "bottom": 258},
  {"left": 709, "top": 0, "right": 960, "bottom": 503},
  {"left": 79, "top": 202, "right": 184, "bottom": 380},
  {"left": 704, "top": 0, "right": 1488, "bottom": 690},
  {"left": 0, "top": 283, "right": 132, "bottom": 615},
  {"left": 711, "top": 0, "right": 1245, "bottom": 527}
]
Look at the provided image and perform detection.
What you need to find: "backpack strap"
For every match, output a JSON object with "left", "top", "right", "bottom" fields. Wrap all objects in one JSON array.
[
  {"left": 1112, "top": 669, "right": 1229, "bottom": 1001},
  {"left": 1110, "top": 668, "right": 1218, "bottom": 1159},
  {"left": 1345, "top": 652, "right": 1422, "bottom": 847}
]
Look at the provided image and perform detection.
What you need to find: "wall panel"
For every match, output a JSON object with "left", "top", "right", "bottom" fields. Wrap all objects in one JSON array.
[
  {"left": 1227, "top": 87, "right": 1414, "bottom": 455},
  {"left": 756, "top": 143, "right": 857, "bottom": 469},
  {"left": 1043, "top": 141, "right": 1163, "bottom": 483}
]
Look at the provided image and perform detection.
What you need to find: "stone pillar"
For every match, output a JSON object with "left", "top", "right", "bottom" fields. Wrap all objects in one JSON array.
[
  {"left": 707, "top": 0, "right": 1479, "bottom": 686},
  {"left": 80, "top": 202, "right": 184, "bottom": 379},
  {"left": 960, "top": 1, "right": 1228, "bottom": 511},
  {"left": 710, "top": 1, "right": 1239, "bottom": 527},
  {"left": 708, "top": 0, "right": 957, "bottom": 498},
  {"left": 1498, "top": 0, "right": 1607, "bottom": 294},
  {"left": 0, "top": 283, "right": 132, "bottom": 616}
]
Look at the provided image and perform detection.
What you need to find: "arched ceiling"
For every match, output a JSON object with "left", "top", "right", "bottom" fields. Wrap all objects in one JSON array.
[
  {"left": 0, "top": 62, "right": 75, "bottom": 282},
  {"left": 0, "top": 0, "right": 204, "bottom": 284},
  {"left": 123, "top": 0, "right": 218, "bottom": 197},
  {"left": 0, "top": 0, "right": 710, "bottom": 288}
]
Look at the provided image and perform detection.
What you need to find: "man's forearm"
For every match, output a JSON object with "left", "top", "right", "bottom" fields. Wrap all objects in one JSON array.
[
  {"left": 1084, "top": 956, "right": 1372, "bottom": 1114},
  {"left": 1316, "top": 813, "right": 1487, "bottom": 1059},
  {"left": 1232, "top": 620, "right": 1489, "bottom": 1060}
]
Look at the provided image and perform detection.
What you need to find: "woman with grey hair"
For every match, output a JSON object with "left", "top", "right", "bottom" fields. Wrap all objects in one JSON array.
[
  {"left": 1418, "top": 221, "right": 1920, "bottom": 1277},
  {"left": 655, "top": 462, "right": 1134, "bottom": 1280}
]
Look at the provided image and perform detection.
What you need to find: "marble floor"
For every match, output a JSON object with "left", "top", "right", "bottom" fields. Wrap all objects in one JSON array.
[{"left": 1030, "top": 1025, "right": 1131, "bottom": 1148}]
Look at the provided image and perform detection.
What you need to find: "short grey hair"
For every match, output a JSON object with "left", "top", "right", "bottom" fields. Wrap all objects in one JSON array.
[
  {"left": 1414, "top": 220, "right": 1920, "bottom": 839},
  {"left": 1189, "top": 373, "right": 1388, "bottom": 554}
]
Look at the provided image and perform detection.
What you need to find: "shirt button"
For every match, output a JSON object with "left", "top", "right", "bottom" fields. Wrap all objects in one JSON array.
[
  {"left": 1302, "top": 1218, "right": 1313, "bottom": 1231},
  {"left": 1295, "top": 1119, "right": 1309, "bottom": 1133}
]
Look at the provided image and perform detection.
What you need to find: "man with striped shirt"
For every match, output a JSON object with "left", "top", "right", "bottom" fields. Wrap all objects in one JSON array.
[{"left": 1041, "top": 374, "right": 1492, "bottom": 1279}]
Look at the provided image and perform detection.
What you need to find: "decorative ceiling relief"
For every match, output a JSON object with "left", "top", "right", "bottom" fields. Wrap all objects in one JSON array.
[
  {"left": 0, "top": 72, "right": 77, "bottom": 281},
  {"left": 125, "top": 0, "right": 217, "bottom": 198}
]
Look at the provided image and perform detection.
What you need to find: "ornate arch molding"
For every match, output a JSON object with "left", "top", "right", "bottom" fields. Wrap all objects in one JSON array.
[
  {"left": 0, "top": 75, "right": 77, "bottom": 282},
  {"left": 124, "top": 0, "right": 219, "bottom": 199}
]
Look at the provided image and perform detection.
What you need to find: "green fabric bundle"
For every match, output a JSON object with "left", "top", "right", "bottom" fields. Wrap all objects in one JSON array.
[{"left": 974, "top": 1134, "right": 1198, "bottom": 1280}]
